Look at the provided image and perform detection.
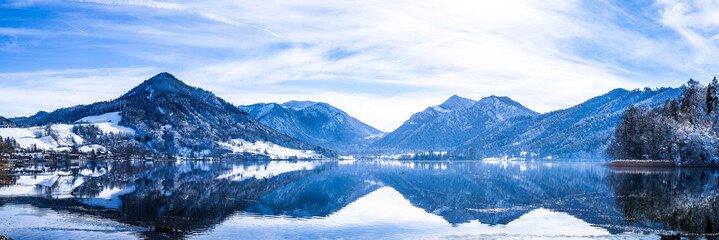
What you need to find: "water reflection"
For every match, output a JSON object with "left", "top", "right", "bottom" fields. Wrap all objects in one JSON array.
[
  {"left": 0, "top": 160, "right": 716, "bottom": 239},
  {"left": 607, "top": 168, "right": 719, "bottom": 238}
]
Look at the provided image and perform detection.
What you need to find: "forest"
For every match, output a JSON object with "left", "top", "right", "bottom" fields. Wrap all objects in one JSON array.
[{"left": 607, "top": 78, "right": 719, "bottom": 165}]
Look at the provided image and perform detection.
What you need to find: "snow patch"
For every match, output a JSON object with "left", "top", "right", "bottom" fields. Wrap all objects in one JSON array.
[
  {"left": 363, "top": 132, "right": 385, "bottom": 140},
  {"left": 431, "top": 106, "right": 452, "bottom": 113},
  {"left": 217, "top": 139, "right": 323, "bottom": 159},
  {"left": 75, "top": 112, "right": 136, "bottom": 135}
]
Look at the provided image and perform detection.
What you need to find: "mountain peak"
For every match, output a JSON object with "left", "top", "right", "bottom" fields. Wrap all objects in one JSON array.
[
  {"left": 147, "top": 72, "right": 180, "bottom": 83},
  {"left": 482, "top": 95, "right": 509, "bottom": 101},
  {"left": 121, "top": 72, "right": 199, "bottom": 99},
  {"left": 438, "top": 95, "right": 476, "bottom": 110},
  {"left": 142, "top": 72, "right": 187, "bottom": 90},
  {"left": 283, "top": 100, "right": 319, "bottom": 110}
]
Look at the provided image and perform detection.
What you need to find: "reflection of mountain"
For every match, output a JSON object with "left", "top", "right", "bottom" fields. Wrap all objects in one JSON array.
[
  {"left": 207, "top": 187, "right": 611, "bottom": 239},
  {"left": 1, "top": 160, "right": 715, "bottom": 239},
  {"left": 607, "top": 168, "right": 719, "bottom": 236},
  {"left": 245, "top": 161, "right": 629, "bottom": 231},
  {"left": 247, "top": 171, "right": 380, "bottom": 218}
]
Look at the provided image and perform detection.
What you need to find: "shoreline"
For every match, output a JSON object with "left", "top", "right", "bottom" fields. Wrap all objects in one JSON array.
[{"left": 605, "top": 159, "right": 718, "bottom": 168}]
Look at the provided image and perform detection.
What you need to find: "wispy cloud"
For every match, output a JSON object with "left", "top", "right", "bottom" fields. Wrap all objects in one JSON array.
[
  {"left": 75, "top": 0, "right": 282, "bottom": 38},
  {"left": 655, "top": 0, "right": 719, "bottom": 66}
]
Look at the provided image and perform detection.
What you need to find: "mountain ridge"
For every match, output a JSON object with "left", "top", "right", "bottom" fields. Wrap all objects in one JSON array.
[
  {"left": 239, "top": 100, "right": 383, "bottom": 151},
  {"left": 463, "top": 87, "right": 683, "bottom": 159}
]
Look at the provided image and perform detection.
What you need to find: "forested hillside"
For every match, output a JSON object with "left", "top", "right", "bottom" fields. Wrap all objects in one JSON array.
[{"left": 607, "top": 78, "right": 719, "bottom": 165}]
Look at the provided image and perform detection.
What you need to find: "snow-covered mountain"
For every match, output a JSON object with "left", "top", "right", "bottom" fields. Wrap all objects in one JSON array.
[
  {"left": 463, "top": 87, "right": 683, "bottom": 159},
  {"left": 375, "top": 95, "right": 538, "bottom": 150},
  {"left": 7, "top": 73, "right": 335, "bottom": 159},
  {"left": 239, "top": 101, "right": 383, "bottom": 151}
]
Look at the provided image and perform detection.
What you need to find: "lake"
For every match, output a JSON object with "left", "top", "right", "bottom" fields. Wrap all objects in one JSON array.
[{"left": 0, "top": 159, "right": 717, "bottom": 239}]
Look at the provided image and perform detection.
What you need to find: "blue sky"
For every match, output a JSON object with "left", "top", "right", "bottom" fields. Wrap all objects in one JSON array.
[{"left": 1, "top": 0, "right": 719, "bottom": 131}]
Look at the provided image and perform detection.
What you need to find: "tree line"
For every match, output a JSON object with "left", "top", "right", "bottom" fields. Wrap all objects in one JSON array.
[
  {"left": 0, "top": 136, "right": 19, "bottom": 158},
  {"left": 607, "top": 78, "right": 719, "bottom": 165}
]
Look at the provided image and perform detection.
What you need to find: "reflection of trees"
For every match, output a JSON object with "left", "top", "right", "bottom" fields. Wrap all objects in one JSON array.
[
  {"left": 607, "top": 169, "right": 719, "bottom": 237},
  {"left": 0, "top": 162, "right": 14, "bottom": 186}
]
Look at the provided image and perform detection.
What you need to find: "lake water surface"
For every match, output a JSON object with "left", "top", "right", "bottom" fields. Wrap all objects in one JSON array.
[{"left": 0, "top": 159, "right": 717, "bottom": 239}]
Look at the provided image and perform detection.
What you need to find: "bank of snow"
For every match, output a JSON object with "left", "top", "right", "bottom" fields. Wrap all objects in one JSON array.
[{"left": 217, "top": 139, "right": 323, "bottom": 159}]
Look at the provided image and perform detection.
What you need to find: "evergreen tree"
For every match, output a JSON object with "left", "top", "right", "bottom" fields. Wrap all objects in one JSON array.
[
  {"left": 669, "top": 98, "right": 680, "bottom": 120},
  {"left": 707, "top": 76, "right": 719, "bottom": 115},
  {"left": 680, "top": 78, "right": 704, "bottom": 123},
  {"left": 608, "top": 103, "right": 644, "bottom": 159}
]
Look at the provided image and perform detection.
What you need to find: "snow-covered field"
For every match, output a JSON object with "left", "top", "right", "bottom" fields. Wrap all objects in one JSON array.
[
  {"left": 0, "top": 111, "right": 134, "bottom": 152},
  {"left": 74, "top": 112, "right": 136, "bottom": 135},
  {"left": 217, "top": 139, "right": 323, "bottom": 159},
  {"left": 0, "top": 124, "right": 83, "bottom": 150}
]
